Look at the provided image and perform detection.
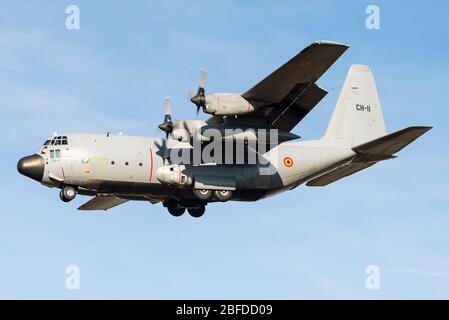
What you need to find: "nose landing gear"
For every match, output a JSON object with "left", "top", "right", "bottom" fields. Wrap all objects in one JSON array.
[{"left": 59, "top": 186, "right": 77, "bottom": 202}]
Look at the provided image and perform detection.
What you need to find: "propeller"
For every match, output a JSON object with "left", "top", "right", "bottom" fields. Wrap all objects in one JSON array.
[
  {"left": 190, "top": 68, "right": 208, "bottom": 115},
  {"left": 154, "top": 138, "right": 170, "bottom": 164},
  {"left": 158, "top": 96, "right": 174, "bottom": 139}
]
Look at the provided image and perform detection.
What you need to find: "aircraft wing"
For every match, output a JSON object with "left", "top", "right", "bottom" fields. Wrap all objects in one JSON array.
[
  {"left": 78, "top": 196, "right": 128, "bottom": 211},
  {"left": 238, "top": 41, "right": 349, "bottom": 131},
  {"left": 243, "top": 41, "right": 348, "bottom": 103}
]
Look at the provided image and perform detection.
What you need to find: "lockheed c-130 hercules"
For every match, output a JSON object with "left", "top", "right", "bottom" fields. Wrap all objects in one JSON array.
[{"left": 18, "top": 41, "right": 431, "bottom": 218}]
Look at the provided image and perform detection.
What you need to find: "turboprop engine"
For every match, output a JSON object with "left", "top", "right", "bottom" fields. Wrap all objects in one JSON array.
[
  {"left": 203, "top": 93, "right": 255, "bottom": 115},
  {"left": 189, "top": 69, "right": 258, "bottom": 116},
  {"left": 156, "top": 164, "right": 193, "bottom": 187}
]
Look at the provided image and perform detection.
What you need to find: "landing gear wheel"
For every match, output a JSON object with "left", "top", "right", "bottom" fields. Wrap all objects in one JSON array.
[
  {"left": 213, "top": 190, "right": 233, "bottom": 202},
  {"left": 60, "top": 186, "right": 76, "bottom": 202},
  {"left": 59, "top": 190, "right": 70, "bottom": 202},
  {"left": 193, "top": 189, "right": 212, "bottom": 201},
  {"left": 166, "top": 202, "right": 185, "bottom": 217},
  {"left": 188, "top": 205, "right": 205, "bottom": 218}
]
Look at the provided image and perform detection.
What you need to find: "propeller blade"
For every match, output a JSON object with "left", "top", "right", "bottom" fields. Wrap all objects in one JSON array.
[
  {"left": 159, "top": 96, "right": 174, "bottom": 136},
  {"left": 199, "top": 68, "right": 208, "bottom": 89},
  {"left": 187, "top": 88, "right": 195, "bottom": 100},
  {"left": 164, "top": 96, "right": 171, "bottom": 115}
]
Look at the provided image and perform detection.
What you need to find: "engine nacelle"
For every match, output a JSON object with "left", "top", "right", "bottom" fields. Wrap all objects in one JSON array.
[
  {"left": 204, "top": 93, "right": 255, "bottom": 116},
  {"left": 156, "top": 164, "right": 193, "bottom": 187}
]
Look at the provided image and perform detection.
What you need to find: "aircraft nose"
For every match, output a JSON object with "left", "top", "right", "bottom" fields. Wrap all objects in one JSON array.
[{"left": 17, "top": 154, "right": 45, "bottom": 182}]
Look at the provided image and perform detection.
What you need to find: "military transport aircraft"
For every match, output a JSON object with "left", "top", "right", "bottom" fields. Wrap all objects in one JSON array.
[{"left": 17, "top": 41, "right": 431, "bottom": 218}]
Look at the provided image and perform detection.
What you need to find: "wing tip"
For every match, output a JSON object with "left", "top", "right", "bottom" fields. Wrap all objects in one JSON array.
[{"left": 313, "top": 40, "right": 350, "bottom": 48}]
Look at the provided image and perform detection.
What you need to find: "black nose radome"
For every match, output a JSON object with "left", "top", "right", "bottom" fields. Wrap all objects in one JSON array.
[{"left": 17, "top": 154, "right": 45, "bottom": 182}]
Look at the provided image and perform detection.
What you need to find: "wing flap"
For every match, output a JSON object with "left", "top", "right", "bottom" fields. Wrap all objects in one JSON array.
[
  {"left": 78, "top": 196, "right": 128, "bottom": 211},
  {"left": 267, "top": 83, "right": 328, "bottom": 131},
  {"left": 242, "top": 41, "right": 349, "bottom": 103}
]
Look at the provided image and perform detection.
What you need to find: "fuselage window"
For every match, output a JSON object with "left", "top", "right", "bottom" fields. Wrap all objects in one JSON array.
[{"left": 50, "top": 150, "right": 55, "bottom": 158}]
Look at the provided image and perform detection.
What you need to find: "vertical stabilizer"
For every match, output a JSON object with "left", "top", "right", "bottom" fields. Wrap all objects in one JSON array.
[{"left": 325, "top": 65, "right": 387, "bottom": 146}]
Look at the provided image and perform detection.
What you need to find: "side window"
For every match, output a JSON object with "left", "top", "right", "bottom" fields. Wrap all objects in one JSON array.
[{"left": 50, "top": 150, "right": 55, "bottom": 158}]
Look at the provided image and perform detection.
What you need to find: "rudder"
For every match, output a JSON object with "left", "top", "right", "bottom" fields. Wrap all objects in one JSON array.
[{"left": 325, "top": 64, "right": 387, "bottom": 146}]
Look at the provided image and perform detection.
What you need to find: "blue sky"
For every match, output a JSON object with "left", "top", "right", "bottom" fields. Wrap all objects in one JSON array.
[{"left": 0, "top": 0, "right": 448, "bottom": 299}]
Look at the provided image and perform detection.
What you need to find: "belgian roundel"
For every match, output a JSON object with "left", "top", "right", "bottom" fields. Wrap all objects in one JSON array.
[{"left": 283, "top": 157, "right": 294, "bottom": 168}]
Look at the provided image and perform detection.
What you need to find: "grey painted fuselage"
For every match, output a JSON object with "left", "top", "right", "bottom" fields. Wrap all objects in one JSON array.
[{"left": 37, "top": 133, "right": 355, "bottom": 203}]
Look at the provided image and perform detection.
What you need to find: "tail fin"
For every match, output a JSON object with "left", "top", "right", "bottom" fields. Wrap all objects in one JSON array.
[{"left": 325, "top": 64, "right": 387, "bottom": 146}]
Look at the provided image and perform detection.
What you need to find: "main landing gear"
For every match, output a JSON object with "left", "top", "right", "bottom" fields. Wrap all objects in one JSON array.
[
  {"left": 59, "top": 185, "right": 77, "bottom": 202},
  {"left": 187, "top": 206, "right": 205, "bottom": 218},
  {"left": 193, "top": 189, "right": 233, "bottom": 202},
  {"left": 165, "top": 200, "right": 206, "bottom": 218}
]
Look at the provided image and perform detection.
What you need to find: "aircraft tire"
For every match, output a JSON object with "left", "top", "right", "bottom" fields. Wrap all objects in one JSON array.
[
  {"left": 60, "top": 186, "right": 76, "bottom": 202},
  {"left": 188, "top": 205, "right": 205, "bottom": 218},
  {"left": 193, "top": 189, "right": 212, "bottom": 201},
  {"left": 59, "top": 190, "right": 70, "bottom": 202},
  {"left": 167, "top": 202, "right": 185, "bottom": 217},
  {"left": 213, "top": 190, "right": 232, "bottom": 202}
]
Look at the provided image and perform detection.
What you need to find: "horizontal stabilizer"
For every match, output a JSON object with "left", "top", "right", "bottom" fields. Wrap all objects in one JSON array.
[
  {"left": 78, "top": 196, "right": 128, "bottom": 211},
  {"left": 306, "top": 162, "right": 374, "bottom": 186},
  {"left": 352, "top": 126, "right": 432, "bottom": 156},
  {"left": 307, "top": 126, "right": 431, "bottom": 187}
]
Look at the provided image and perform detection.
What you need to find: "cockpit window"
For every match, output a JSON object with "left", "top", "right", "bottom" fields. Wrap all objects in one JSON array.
[
  {"left": 50, "top": 149, "right": 61, "bottom": 159},
  {"left": 48, "top": 136, "right": 69, "bottom": 146}
]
